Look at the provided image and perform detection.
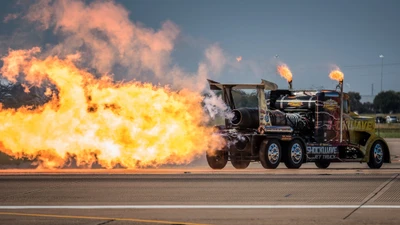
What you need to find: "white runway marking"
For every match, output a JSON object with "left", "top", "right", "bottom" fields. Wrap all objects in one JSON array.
[{"left": 1, "top": 205, "right": 400, "bottom": 209}]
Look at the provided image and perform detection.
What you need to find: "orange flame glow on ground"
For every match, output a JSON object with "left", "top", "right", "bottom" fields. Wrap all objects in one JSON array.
[
  {"left": 329, "top": 69, "right": 344, "bottom": 82},
  {"left": 277, "top": 64, "right": 293, "bottom": 82},
  {"left": 0, "top": 48, "right": 224, "bottom": 169}
]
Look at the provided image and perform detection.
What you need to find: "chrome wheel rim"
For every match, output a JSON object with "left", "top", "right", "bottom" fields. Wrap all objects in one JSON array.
[
  {"left": 374, "top": 143, "right": 383, "bottom": 164},
  {"left": 268, "top": 143, "right": 279, "bottom": 164},
  {"left": 291, "top": 143, "right": 303, "bottom": 164}
]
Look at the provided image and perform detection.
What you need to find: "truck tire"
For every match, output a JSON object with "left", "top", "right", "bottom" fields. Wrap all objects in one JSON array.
[
  {"left": 260, "top": 139, "right": 281, "bottom": 169},
  {"left": 284, "top": 140, "right": 304, "bottom": 169},
  {"left": 367, "top": 141, "right": 384, "bottom": 169},
  {"left": 206, "top": 150, "right": 228, "bottom": 169},
  {"left": 315, "top": 161, "right": 330, "bottom": 169},
  {"left": 231, "top": 153, "right": 250, "bottom": 169}
]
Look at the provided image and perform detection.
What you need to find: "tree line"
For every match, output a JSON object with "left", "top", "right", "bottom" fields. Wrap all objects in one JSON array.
[{"left": 349, "top": 91, "right": 400, "bottom": 114}]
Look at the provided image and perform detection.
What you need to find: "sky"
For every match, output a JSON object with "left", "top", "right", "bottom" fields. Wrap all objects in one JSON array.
[{"left": 1, "top": 0, "right": 399, "bottom": 99}]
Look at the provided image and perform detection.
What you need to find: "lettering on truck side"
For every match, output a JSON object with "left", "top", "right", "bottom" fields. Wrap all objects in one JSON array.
[
  {"left": 347, "top": 120, "right": 374, "bottom": 131},
  {"left": 306, "top": 146, "right": 338, "bottom": 160}
]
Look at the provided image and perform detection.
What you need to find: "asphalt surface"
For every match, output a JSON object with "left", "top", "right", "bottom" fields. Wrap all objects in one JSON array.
[
  {"left": 0, "top": 173, "right": 400, "bottom": 225},
  {"left": 0, "top": 138, "right": 399, "bottom": 225}
]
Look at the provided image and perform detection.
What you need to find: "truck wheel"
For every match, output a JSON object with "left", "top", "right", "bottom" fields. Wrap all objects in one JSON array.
[
  {"left": 260, "top": 140, "right": 281, "bottom": 169},
  {"left": 206, "top": 150, "right": 228, "bottom": 169},
  {"left": 231, "top": 153, "right": 250, "bottom": 169},
  {"left": 315, "top": 161, "right": 330, "bottom": 169},
  {"left": 284, "top": 140, "right": 304, "bottom": 169},
  {"left": 367, "top": 141, "right": 384, "bottom": 169}
]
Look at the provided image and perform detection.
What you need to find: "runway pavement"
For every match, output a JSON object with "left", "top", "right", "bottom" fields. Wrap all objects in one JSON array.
[
  {"left": 0, "top": 138, "right": 399, "bottom": 225},
  {"left": 1, "top": 173, "right": 400, "bottom": 225}
]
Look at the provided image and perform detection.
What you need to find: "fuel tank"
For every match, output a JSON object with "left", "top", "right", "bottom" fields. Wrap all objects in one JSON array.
[{"left": 274, "top": 95, "right": 316, "bottom": 110}]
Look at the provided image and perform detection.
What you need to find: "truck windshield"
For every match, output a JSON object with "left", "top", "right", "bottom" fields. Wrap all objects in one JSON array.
[{"left": 232, "top": 89, "right": 258, "bottom": 108}]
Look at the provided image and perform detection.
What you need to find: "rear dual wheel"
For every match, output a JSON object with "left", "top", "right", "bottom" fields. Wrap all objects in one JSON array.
[
  {"left": 260, "top": 140, "right": 281, "bottom": 169},
  {"left": 260, "top": 139, "right": 305, "bottom": 169},
  {"left": 206, "top": 150, "right": 228, "bottom": 169},
  {"left": 231, "top": 153, "right": 251, "bottom": 169},
  {"left": 284, "top": 140, "right": 304, "bottom": 169}
]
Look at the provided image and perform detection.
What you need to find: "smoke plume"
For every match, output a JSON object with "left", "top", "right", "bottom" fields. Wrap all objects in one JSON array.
[{"left": 0, "top": 0, "right": 235, "bottom": 168}]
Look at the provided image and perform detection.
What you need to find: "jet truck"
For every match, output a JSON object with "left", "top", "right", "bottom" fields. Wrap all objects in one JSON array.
[{"left": 206, "top": 77, "right": 390, "bottom": 169}]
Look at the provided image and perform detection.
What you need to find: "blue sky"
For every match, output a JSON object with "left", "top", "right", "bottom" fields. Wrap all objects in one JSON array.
[
  {"left": 1, "top": 0, "right": 400, "bottom": 98},
  {"left": 121, "top": 0, "right": 400, "bottom": 96}
]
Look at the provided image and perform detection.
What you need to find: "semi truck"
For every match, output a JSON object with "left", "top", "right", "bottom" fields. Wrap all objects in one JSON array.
[{"left": 206, "top": 78, "right": 390, "bottom": 169}]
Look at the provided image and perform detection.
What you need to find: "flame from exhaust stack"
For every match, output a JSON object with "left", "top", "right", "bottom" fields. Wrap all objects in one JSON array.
[
  {"left": 277, "top": 64, "right": 293, "bottom": 82},
  {"left": 329, "top": 69, "right": 344, "bottom": 82},
  {"left": 236, "top": 56, "right": 242, "bottom": 62},
  {"left": 0, "top": 48, "right": 225, "bottom": 169}
]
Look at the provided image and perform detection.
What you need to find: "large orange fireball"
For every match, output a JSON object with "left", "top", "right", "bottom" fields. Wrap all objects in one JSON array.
[{"left": 0, "top": 48, "right": 224, "bottom": 169}]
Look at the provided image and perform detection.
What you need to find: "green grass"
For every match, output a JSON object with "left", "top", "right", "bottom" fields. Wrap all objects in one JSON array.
[
  {"left": 360, "top": 113, "right": 400, "bottom": 138},
  {"left": 376, "top": 130, "right": 400, "bottom": 138},
  {"left": 376, "top": 123, "right": 400, "bottom": 129},
  {"left": 375, "top": 124, "right": 400, "bottom": 138}
]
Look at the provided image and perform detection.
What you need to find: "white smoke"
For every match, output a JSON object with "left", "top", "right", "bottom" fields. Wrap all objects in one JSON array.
[{"left": 203, "top": 90, "right": 233, "bottom": 120}]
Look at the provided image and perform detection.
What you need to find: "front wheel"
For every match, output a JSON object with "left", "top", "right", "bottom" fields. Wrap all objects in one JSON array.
[
  {"left": 367, "top": 141, "right": 384, "bottom": 169},
  {"left": 206, "top": 150, "right": 228, "bottom": 169},
  {"left": 260, "top": 140, "right": 282, "bottom": 169},
  {"left": 315, "top": 161, "right": 330, "bottom": 169},
  {"left": 284, "top": 140, "right": 304, "bottom": 169}
]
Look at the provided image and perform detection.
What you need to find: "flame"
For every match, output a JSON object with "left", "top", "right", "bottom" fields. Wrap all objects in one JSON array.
[
  {"left": 44, "top": 87, "right": 52, "bottom": 97},
  {"left": 21, "top": 83, "right": 30, "bottom": 93},
  {"left": 277, "top": 64, "right": 293, "bottom": 82},
  {"left": 329, "top": 69, "right": 344, "bottom": 82},
  {"left": 0, "top": 48, "right": 225, "bottom": 169},
  {"left": 236, "top": 56, "right": 242, "bottom": 62}
]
